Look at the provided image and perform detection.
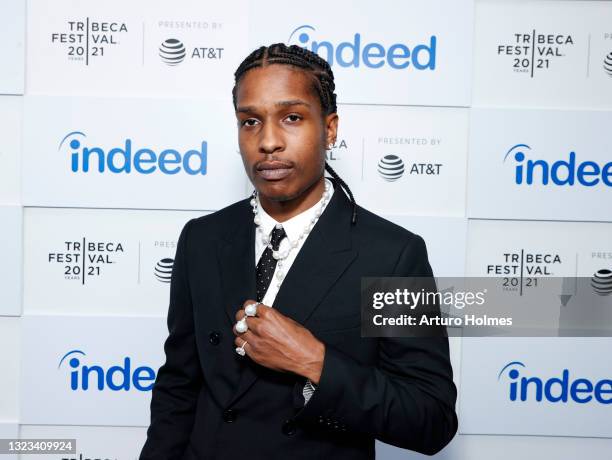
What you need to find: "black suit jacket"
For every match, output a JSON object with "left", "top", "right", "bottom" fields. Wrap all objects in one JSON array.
[{"left": 140, "top": 177, "right": 458, "bottom": 459}]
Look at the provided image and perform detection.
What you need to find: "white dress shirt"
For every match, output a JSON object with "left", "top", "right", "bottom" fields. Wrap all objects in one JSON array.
[{"left": 254, "top": 177, "right": 334, "bottom": 404}]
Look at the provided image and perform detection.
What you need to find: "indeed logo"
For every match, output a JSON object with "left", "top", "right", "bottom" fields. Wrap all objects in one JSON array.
[
  {"left": 498, "top": 361, "right": 612, "bottom": 404},
  {"left": 59, "top": 131, "right": 207, "bottom": 175},
  {"left": 288, "top": 25, "right": 436, "bottom": 70},
  {"left": 58, "top": 349, "right": 156, "bottom": 391},
  {"left": 504, "top": 144, "right": 612, "bottom": 187}
]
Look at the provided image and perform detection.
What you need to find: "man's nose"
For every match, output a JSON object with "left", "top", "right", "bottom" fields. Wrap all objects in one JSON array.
[{"left": 258, "top": 122, "right": 284, "bottom": 154}]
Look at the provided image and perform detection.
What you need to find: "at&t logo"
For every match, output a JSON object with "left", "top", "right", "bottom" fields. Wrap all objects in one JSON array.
[
  {"left": 158, "top": 38, "right": 224, "bottom": 66},
  {"left": 504, "top": 144, "right": 612, "bottom": 187},
  {"left": 59, "top": 131, "right": 207, "bottom": 175},
  {"left": 58, "top": 350, "right": 156, "bottom": 392},
  {"left": 498, "top": 361, "right": 612, "bottom": 404},
  {"left": 376, "top": 154, "right": 442, "bottom": 182},
  {"left": 288, "top": 25, "right": 436, "bottom": 70}
]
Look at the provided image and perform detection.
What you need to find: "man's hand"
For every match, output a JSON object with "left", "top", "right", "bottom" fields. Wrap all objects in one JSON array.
[{"left": 233, "top": 299, "right": 325, "bottom": 385}]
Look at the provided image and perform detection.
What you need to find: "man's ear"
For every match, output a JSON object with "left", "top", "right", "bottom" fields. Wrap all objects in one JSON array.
[{"left": 325, "top": 113, "right": 339, "bottom": 146}]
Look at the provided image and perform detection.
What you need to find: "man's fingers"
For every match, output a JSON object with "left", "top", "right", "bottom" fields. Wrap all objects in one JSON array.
[
  {"left": 232, "top": 316, "right": 261, "bottom": 335},
  {"left": 242, "top": 299, "right": 259, "bottom": 310},
  {"left": 240, "top": 300, "right": 271, "bottom": 318}
]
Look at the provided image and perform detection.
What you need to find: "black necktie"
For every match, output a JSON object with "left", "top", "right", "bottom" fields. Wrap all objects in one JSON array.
[{"left": 256, "top": 226, "right": 287, "bottom": 302}]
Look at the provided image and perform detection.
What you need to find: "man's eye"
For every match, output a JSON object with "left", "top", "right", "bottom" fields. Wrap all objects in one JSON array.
[
  {"left": 285, "top": 114, "right": 302, "bottom": 123},
  {"left": 242, "top": 118, "right": 259, "bottom": 127}
]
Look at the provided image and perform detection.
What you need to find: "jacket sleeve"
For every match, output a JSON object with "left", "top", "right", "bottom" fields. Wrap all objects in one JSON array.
[
  {"left": 293, "top": 234, "right": 458, "bottom": 456},
  {"left": 140, "top": 218, "right": 204, "bottom": 460}
]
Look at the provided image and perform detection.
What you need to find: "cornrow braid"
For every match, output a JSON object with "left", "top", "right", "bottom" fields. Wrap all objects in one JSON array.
[
  {"left": 233, "top": 43, "right": 337, "bottom": 115},
  {"left": 233, "top": 43, "right": 357, "bottom": 225},
  {"left": 325, "top": 162, "right": 357, "bottom": 225}
]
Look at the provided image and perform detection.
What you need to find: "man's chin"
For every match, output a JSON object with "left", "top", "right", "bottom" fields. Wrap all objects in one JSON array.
[{"left": 254, "top": 181, "right": 298, "bottom": 203}]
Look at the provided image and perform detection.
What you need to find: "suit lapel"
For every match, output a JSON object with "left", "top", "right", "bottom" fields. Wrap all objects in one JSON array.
[
  {"left": 224, "top": 179, "right": 358, "bottom": 407},
  {"left": 272, "top": 195, "right": 357, "bottom": 324},
  {"left": 218, "top": 210, "right": 256, "bottom": 328},
  {"left": 215, "top": 205, "right": 257, "bottom": 407}
]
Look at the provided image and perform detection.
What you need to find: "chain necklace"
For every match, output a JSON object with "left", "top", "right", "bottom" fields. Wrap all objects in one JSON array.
[{"left": 250, "top": 181, "right": 332, "bottom": 288}]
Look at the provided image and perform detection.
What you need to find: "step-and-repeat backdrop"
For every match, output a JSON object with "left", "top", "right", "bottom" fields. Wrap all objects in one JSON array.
[{"left": 1, "top": 0, "right": 611, "bottom": 459}]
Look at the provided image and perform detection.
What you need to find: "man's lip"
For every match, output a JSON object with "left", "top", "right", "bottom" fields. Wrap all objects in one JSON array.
[
  {"left": 256, "top": 167, "right": 293, "bottom": 180},
  {"left": 256, "top": 161, "right": 293, "bottom": 171}
]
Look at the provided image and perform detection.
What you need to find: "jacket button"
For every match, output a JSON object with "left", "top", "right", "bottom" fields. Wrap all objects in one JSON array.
[
  {"left": 282, "top": 419, "right": 296, "bottom": 436},
  {"left": 223, "top": 409, "right": 236, "bottom": 423},
  {"left": 209, "top": 331, "right": 221, "bottom": 346}
]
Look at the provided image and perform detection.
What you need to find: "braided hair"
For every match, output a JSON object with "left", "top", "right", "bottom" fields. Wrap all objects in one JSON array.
[{"left": 232, "top": 43, "right": 358, "bottom": 225}]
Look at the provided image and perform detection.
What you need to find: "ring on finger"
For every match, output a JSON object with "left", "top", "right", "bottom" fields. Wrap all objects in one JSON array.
[
  {"left": 245, "top": 301, "right": 260, "bottom": 317},
  {"left": 235, "top": 317, "right": 248, "bottom": 333},
  {"left": 235, "top": 339, "right": 248, "bottom": 356}
]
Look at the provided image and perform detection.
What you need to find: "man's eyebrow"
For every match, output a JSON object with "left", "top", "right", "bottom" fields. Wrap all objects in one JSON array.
[
  {"left": 275, "top": 99, "right": 311, "bottom": 108},
  {"left": 236, "top": 100, "right": 311, "bottom": 114},
  {"left": 236, "top": 105, "right": 256, "bottom": 114}
]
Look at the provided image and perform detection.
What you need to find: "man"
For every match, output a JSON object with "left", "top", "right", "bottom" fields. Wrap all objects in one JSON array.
[{"left": 140, "top": 43, "right": 457, "bottom": 459}]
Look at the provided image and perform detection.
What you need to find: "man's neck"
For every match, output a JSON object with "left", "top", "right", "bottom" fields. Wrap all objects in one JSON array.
[{"left": 258, "top": 177, "right": 327, "bottom": 223}]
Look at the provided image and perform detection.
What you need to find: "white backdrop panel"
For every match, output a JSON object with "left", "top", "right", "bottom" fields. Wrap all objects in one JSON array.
[
  {"left": 0, "top": 318, "right": 20, "bottom": 423},
  {"left": 0, "top": 0, "right": 25, "bottom": 95},
  {"left": 459, "top": 337, "right": 612, "bottom": 438},
  {"left": 0, "top": 206, "right": 22, "bottom": 316},
  {"left": 329, "top": 105, "right": 468, "bottom": 216},
  {"left": 473, "top": 1, "right": 612, "bottom": 109},
  {"left": 23, "top": 208, "right": 206, "bottom": 316},
  {"left": 20, "top": 315, "right": 166, "bottom": 426},
  {"left": 0, "top": 96, "right": 23, "bottom": 205},
  {"left": 26, "top": 0, "right": 249, "bottom": 99},
  {"left": 467, "top": 219, "right": 612, "bottom": 278},
  {"left": 22, "top": 96, "right": 247, "bottom": 209},
  {"left": 468, "top": 108, "right": 612, "bottom": 221},
  {"left": 248, "top": 0, "right": 473, "bottom": 107}
]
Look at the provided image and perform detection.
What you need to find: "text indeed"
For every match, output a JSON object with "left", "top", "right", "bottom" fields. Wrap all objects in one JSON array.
[
  {"left": 288, "top": 25, "right": 436, "bottom": 70},
  {"left": 59, "top": 131, "right": 207, "bottom": 175},
  {"left": 498, "top": 362, "right": 612, "bottom": 404},
  {"left": 58, "top": 350, "right": 156, "bottom": 391},
  {"left": 504, "top": 144, "right": 612, "bottom": 187}
]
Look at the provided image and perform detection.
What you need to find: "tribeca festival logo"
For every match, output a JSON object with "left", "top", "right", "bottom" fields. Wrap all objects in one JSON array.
[
  {"left": 158, "top": 38, "right": 224, "bottom": 66},
  {"left": 58, "top": 350, "right": 156, "bottom": 392},
  {"left": 59, "top": 131, "right": 208, "bottom": 175},
  {"left": 288, "top": 25, "right": 436, "bottom": 70},
  {"left": 498, "top": 361, "right": 612, "bottom": 404},
  {"left": 504, "top": 144, "right": 612, "bottom": 187},
  {"left": 496, "top": 31, "right": 574, "bottom": 77},
  {"left": 326, "top": 138, "right": 348, "bottom": 162},
  {"left": 48, "top": 238, "right": 125, "bottom": 285},
  {"left": 486, "top": 249, "right": 562, "bottom": 295},
  {"left": 50, "top": 18, "right": 129, "bottom": 65}
]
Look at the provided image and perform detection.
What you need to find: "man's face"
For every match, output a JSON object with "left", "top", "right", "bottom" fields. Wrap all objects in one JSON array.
[{"left": 234, "top": 64, "right": 337, "bottom": 202}]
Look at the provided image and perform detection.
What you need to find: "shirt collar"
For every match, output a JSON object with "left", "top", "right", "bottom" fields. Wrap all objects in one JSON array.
[{"left": 256, "top": 177, "right": 334, "bottom": 244}]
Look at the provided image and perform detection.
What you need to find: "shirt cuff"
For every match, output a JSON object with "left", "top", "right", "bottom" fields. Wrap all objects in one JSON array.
[{"left": 302, "top": 378, "right": 317, "bottom": 405}]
